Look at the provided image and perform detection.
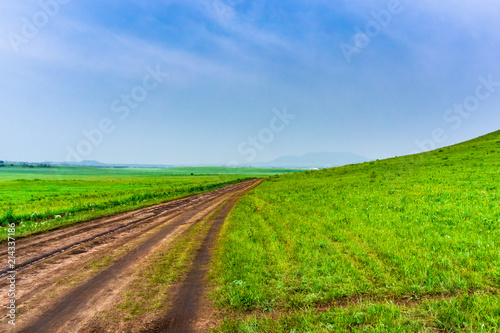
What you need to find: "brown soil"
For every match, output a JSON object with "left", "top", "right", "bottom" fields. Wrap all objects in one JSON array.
[
  {"left": 0, "top": 179, "right": 261, "bottom": 333},
  {"left": 143, "top": 182, "right": 259, "bottom": 333}
]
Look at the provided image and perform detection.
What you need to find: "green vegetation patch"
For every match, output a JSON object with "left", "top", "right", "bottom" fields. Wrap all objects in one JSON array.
[
  {"left": 210, "top": 130, "right": 500, "bottom": 331},
  {"left": 0, "top": 166, "right": 286, "bottom": 241},
  {"left": 214, "top": 292, "right": 500, "bottom": 332}
]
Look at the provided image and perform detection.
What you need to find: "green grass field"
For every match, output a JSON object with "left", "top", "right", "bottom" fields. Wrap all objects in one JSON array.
[
  {"left": 210, "top": 131, "right": 500, "bottom": 332},
  {"left": 0, "top": 166, "right": 297, "bottom": 241}
]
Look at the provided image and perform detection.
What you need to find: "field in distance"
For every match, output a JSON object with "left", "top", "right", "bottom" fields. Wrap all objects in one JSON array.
[
  {"left": 0, "top": 166, "right": 298, "bottom": 241},
  {"left": 210, "top": 130, "right": 500, "bottom": 332}
]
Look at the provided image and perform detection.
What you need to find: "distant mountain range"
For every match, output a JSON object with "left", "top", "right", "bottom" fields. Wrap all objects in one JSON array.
[
  {"left": 42, "top": 160, "right": 175, "bottom": 169},
  {"left": 251, "top": 152, "right": 369, "bottom": 169},
  {"left": 9, "top": 152, "right": 369, "bottom": 170}
]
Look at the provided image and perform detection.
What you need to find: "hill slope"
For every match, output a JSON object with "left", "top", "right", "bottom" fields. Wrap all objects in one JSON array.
[{"left": 210, "top": 130, "right": 500, "bottom": 331}]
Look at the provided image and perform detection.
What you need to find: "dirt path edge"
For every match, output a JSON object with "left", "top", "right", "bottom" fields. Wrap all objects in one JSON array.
[{"left": 144, "top": 179, "right": 263, "bottom": 333}]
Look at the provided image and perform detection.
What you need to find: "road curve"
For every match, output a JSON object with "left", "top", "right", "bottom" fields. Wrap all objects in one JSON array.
[{"left": 0, "top": 179, "right": 261, "bottom": 333}]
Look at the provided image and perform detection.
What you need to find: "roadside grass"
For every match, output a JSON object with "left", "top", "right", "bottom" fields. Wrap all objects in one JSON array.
[
  {"left": 210, "top": 130, "right": 500, "bottom": 331},
  {"left": 214, "top": 292, "right": 500, "bottom": 332},
  {"left": 0, "top": 166, "right": 292, "bottom": 241},
  {"left": 0, "top": 175, "right": 241, "bottom": 241}
]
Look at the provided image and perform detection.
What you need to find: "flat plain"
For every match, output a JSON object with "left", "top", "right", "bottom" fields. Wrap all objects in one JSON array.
[{"left": 0, "top": 166, "right": 297, "bottom": 241}]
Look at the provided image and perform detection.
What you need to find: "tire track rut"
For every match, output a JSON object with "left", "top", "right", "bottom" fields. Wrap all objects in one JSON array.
[{"left": 1, "top": 179, "right": 260, "bottom": 333}]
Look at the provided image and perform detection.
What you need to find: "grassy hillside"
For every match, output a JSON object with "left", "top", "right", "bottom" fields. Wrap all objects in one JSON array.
[
  {"left": 210, "top": 131, "right": 500, "bottom": 332},
  {"left": 0, "top": 166, "right": 295, "bottom": 241}
]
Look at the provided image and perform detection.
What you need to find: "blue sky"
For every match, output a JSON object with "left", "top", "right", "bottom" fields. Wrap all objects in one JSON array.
[{"left": 1, "top": 0, "right": 499, "bottom": 165}]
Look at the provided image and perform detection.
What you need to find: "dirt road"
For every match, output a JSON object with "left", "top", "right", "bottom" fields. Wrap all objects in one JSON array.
[{"left": 0, "top": 179, "right": 261, "bottom": 332}]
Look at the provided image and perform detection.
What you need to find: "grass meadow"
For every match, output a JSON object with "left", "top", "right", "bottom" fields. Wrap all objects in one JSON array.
[
  {"left": 0, "top": 166, "right": 296, "bottom": 241},
  {"left": 210, "top": 131, "right": 500, "bottom": 332}
]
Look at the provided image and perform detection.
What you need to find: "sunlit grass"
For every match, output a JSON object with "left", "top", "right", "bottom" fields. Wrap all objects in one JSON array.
[
  {"left": 210, "top": 130, "right": 500, "bottom": 331},
  {"left": 0, "top": 166, "right": 269, "bottom": 240}
]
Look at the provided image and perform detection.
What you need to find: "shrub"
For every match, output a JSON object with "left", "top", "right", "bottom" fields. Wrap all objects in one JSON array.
[{"left": 0, "top": 208, "right": 15, "bottom": 227}]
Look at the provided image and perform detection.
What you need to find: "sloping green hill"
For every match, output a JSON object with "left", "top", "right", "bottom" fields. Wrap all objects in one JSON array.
[{"left": 211, "top": 130, "right": 500, "bottom": 332}]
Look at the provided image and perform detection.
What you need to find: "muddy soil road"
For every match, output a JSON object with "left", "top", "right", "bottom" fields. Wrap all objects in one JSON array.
[{"left": 0, "top": 179, "right": 262, "bottom": 333}]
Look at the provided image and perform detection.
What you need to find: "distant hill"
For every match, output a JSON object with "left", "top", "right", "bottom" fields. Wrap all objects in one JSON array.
[
  {"left": 43, "top": 160, "right": 174, "bottom": 169},
  {"left": 27, "top": 153, "right": 369, "bottom": 170},
  {"left": 59, "top": 160, "right": 107, "bottom": 167},
  {"left": 253, "top": 152, "right": 369, "bottom": 169}
]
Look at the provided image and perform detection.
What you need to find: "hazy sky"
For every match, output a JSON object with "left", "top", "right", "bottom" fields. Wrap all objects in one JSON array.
[{"left": 1, "top": 0, "right": 499, "bottom": 165}]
